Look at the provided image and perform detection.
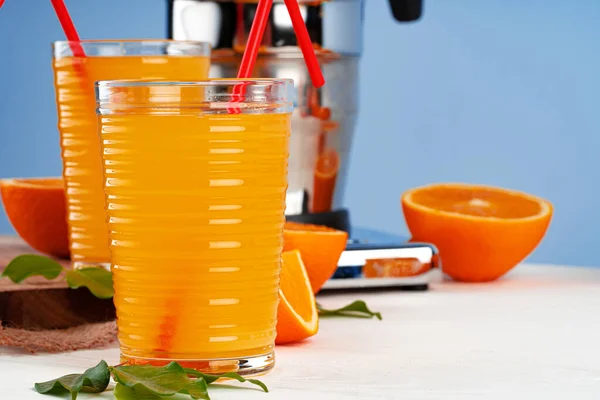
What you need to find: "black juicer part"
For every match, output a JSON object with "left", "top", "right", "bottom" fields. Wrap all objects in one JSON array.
[
  {"left": 389, "top": 0, "right": 422, "bottom": 22},
  {"left": 286, "top": 209, "right": 351, "bottom": 235}
]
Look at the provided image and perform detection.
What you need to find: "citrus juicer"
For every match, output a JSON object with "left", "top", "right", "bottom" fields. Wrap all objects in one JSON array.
[{"left": 168, "top": 0, "right": 439, "bottom": 290}]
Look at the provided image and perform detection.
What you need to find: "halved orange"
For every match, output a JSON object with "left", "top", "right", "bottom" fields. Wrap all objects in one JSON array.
[
  {"left": 312, "top": 149, "right": 340, "bottom": 213},
  {"left": 402, "top": 183, "right": 553, "bottom": 282},
  {"left": 0, "top": 178, "right": 70, "bottom": 259},
  {"left": 275, "top": 250, "right": 319, "bottom": 345},
  {"left": 283, "top": 222, "right": 348, "bottom": 293}
]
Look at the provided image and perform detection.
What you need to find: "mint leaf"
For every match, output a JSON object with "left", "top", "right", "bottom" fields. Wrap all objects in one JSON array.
[
  {"left": 34, "top": 361, "right": 268, "bottom": 400},
  {"left": 110, "top": 362, "right": 209, "bottom": 400},
  {"left": 2, "top": 254, "right": 64, "bottom": 283},
  {"left": 183, "top": 369, "right": 269, "bottom": 393},
  {"left": 34, "top": 360, "right": 110, "bottom": 400},
  {"left": 317, "top": 300, "right": 382, "bottom": 320},
  {"left": 114, "top": 383, "right": 162, "bottom": 400},
  {"left": 66, "top": 268, "right": 114, "bottom": 299},
  {"left": 3, "top": 255, "right": 114, "bottom": 300}
]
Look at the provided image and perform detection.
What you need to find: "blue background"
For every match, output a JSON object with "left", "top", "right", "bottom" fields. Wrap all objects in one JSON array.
[{"left": 0, "top": 1, "right": 598, "bottom": 267}]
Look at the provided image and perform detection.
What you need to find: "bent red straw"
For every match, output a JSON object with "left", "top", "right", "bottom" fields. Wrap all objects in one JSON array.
[
  {"left": 232, "top": 0, "right": 325, "bottom": 113},
  {"left": 283, "top": 0, "right": 325, "bottom": 88},
  {"left": 50, "top": 0, "right": 85, "bottom": 57},
  {"left": 229, "top": 0, "right": 273, "bottom": 114},
  {"left": 237, "top": 0, "right": 273, "bottom": 79}
]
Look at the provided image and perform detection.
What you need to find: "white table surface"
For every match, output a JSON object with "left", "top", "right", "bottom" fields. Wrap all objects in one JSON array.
[{"left": 2, "top": 264, "right": 600, "bottom": 400}]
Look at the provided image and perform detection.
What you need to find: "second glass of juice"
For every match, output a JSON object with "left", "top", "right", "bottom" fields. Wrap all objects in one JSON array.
[
  {"left": 52, "top": 40, "right": 211, "bottom": 268},
  {"left": 96, "top": 79, "right": 294, "bottom": 375}
]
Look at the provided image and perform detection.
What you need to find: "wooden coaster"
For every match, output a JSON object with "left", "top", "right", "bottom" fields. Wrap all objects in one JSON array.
[{"left": 0, "top": 237, "right": 116, "bottom": 330}]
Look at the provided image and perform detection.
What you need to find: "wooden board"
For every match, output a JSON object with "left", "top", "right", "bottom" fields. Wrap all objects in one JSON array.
[{"left": 0, "top": 236, "right": 116, "bottom": 330}]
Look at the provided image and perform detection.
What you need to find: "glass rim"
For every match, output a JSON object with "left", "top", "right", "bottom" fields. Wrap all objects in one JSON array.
[
  {"left": 96, "top": 78, "right": 295, "bottom": 115},
  {"left": 53, "top": 39, "right": 210, "bottom": 46},
  {"left": 52, "top": 39, "right": 211, "bottom": 57},
  {"left": 96, "top": 78, "right": 295, "bottom": 89}
]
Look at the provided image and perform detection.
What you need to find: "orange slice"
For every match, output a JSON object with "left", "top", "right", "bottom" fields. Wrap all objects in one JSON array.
[
  {"left": 363, "top": 257, "right": 431, "bottom": 278},
  {"left": 402, "top": 183, "right": 553, "bottom": 282},
  {"left": 0, "top": 178, "right": 70, "bottom": 259},
  {"left": 312, "top": 149, "right": 340, "bottom": 213},
  {"left": 275, "top": 250, "right": 319, "bottom": 345},
  {"left": 283, "top": 222, "right": 348, "bottom": 293}
]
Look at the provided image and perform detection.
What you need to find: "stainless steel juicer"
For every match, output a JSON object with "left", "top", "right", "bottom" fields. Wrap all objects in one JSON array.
[
  {"left": 168, "top": 1, "right": 440, "bottom": 290},
  {"left": 169, "top": 0, "right": 422, "bottom": 232}
]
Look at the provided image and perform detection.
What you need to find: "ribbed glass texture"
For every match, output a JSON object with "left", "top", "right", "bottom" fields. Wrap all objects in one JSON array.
[{"left": 97, "top": 79, "right": 294, "bottom": 370}]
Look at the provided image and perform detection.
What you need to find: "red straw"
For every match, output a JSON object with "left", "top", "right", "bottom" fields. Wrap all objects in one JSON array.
[
  {"left": 231, "top": 0, "right": 325, "bottom": 113},
  {"left": 237, "top": 0, "right": 273, "bottom": 79},
  {"left": 228, "top": 0, "right": 273, "bottom": 114},
  {"left": 50, "top": 0, "right": 85, "bottom": 57},
  {"left": 283, "top": 0, "right": 325, "bottom": 88}
]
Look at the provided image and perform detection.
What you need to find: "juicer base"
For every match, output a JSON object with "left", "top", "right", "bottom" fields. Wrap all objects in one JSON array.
[{"left": 322, "top": 227, "right": 440, "bottom": 292}]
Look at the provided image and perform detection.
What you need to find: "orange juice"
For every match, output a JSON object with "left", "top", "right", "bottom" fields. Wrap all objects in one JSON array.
[
  {"left": 52, "top": 41, "right": 210, "bottom": 267},
  {"left": 97, "top": 79, "right": 293, "bottom": 374}
]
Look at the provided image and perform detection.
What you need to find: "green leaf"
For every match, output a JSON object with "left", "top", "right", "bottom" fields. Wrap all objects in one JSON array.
[
  {"left": 1, "top": 255, "right": 114, "bottom": 301},
  {"left": 2, "top": 254, "right": 64, "bottom": 283},
  {"left": 114, "top": 383, "right": 162, "bottom": 400},
  {"left": 317, "top": 300, "right": 383, "bottom": 320},
  {"left": 183, "top": 369, "right": 269, "bottom": 393},
  {"left": 110, "top": 362, "right": 210, "bottom": 400},
  {"left": 34, "top": 360, "right": 110, "bottom": 400},
  {"left": 66, "top": 267, "right": 114, "bottom": 299}
]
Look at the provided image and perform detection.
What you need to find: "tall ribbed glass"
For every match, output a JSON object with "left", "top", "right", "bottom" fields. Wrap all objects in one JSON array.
[
  {"left": 96, "top": 79, "right": 294, "bottom": 375},
  {"left": 52, "top": 40, "right": 210, "bottom": 268}
]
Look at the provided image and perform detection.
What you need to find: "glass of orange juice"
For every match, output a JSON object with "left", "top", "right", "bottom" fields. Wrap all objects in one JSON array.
[
  {"left": 96, "top": 79, "right": 294, "bottom": 375},
  {"left": 52, "top": 40, "right": 211, "bottom": 269}
]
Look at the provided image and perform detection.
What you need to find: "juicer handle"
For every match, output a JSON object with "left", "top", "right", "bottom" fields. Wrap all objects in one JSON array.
[{"left": 388, "top": 0, "right": 423, "bottom": 22}]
